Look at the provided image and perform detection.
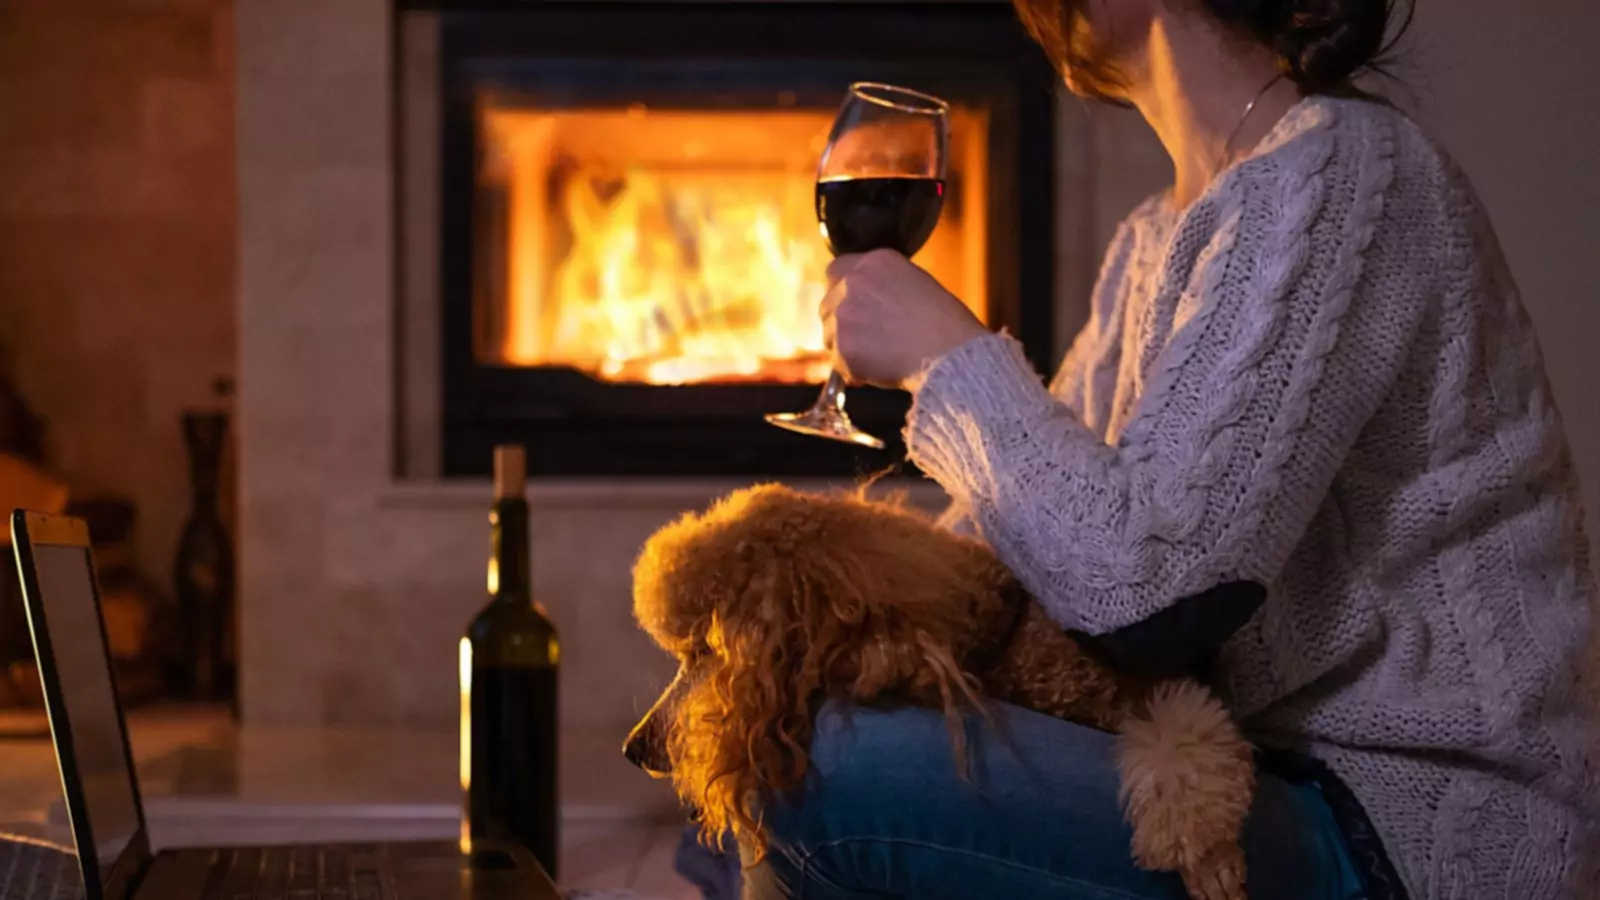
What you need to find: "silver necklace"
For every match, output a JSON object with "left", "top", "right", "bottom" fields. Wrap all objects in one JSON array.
[{"left": 1221, "top": 73, "right": 1287, "bottom": 168}]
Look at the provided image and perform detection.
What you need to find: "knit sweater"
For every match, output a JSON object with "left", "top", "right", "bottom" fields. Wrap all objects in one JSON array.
[{"left": 907, "top": 95, "right": 1598, "bottom": 899}]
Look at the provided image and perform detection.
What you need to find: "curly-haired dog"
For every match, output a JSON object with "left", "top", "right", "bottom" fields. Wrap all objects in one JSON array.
[{"left": 626, "top": 483, "right": 1259, "bottom": 900}]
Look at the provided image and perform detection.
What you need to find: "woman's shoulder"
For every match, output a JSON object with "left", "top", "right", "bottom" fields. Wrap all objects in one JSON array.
[
  {"left": 1247, "top": 94, "right": 1469, "bottom": 216},
  {"left": 1190, "top": 93, "right": 1497, "bottom": 281},
  {"left": 1115, "top": 94, "right": 1484, "bottom": 271},
  {"left": 1130, "top": 95, "right": 1465, "bottom": 237}
]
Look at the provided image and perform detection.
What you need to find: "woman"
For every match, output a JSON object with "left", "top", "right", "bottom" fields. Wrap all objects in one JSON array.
[{"left": 746, "top": 0, "right": 1600, "bottom": 898}]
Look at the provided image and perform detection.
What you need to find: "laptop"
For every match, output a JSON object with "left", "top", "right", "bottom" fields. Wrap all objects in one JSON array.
[{"left": 9, "top": 510, "right": 561, "bottom": 900}]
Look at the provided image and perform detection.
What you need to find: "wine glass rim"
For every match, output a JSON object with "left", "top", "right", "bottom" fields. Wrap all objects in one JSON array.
[{"left": 848, "top": 82, "right": 949, "bottom": 115}]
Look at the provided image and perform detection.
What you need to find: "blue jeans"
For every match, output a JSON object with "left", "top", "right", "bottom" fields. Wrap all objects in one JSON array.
[{"left": 741, "top": 702, "right": 1368, "bottom": 900}]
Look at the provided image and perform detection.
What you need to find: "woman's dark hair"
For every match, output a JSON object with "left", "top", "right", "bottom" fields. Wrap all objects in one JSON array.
[{"left": 1013, "top": 0, "right": 1415, "bottom": 99}]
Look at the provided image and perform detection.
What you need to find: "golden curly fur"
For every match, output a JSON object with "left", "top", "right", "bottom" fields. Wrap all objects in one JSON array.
[{"left": 628, "top": 483, "right": 1256, "bottom": 900}]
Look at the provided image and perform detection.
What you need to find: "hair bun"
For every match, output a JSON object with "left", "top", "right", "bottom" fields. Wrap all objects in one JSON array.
[{"left": 1272, "top": 0, "right": 1392, "bottom": 91}]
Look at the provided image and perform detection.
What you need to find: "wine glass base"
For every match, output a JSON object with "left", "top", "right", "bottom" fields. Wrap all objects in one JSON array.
[{"left": 765, "top": 410, "right": 886, "bottom": 450}]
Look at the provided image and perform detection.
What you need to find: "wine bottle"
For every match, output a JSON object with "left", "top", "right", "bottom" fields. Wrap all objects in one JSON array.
[{"left": 462, "top": 445, "right": 560, "bottom": 877}]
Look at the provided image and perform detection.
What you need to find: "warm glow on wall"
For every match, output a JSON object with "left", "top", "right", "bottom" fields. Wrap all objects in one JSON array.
[{"left": 458, "top": 636, "right": 473, "bottom": 854}]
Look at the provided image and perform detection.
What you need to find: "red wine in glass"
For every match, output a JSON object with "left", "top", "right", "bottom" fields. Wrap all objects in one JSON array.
[
  {"left": 816, "top": 176, "right": 946, "bottom": 257},
  {"left": 767, "top": 83, "right": 951, "bottom": 449}
]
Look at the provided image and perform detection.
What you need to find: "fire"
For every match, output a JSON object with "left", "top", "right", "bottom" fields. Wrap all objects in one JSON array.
[
  {"left": 478, "top": 103, "right": 987, "bottom": 385},
  {"left": 544, "top": 164, "right": 831, "bottom": 384}
]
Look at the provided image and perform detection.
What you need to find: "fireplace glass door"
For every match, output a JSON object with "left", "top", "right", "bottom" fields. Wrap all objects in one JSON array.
[{"left": 406, "top": 3, "right": 1058, "bottom": 477}]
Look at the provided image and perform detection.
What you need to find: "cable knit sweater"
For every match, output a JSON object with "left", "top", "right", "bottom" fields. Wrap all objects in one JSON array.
[{"left": 907, "top": 95, "right": 1598, "bottom": 899}]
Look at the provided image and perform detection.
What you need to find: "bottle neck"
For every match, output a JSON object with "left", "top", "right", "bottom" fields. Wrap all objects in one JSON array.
[{"left": 489, "top": 496, "right": 532, "bottom": 605}]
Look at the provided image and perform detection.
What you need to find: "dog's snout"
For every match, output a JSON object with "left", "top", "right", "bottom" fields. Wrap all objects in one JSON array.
[
  {"left": 623, "top": 714, "right": 671, "bottom": 776},
  {"left": 623, "top": 663, "right": 692, "bottom": 777}
]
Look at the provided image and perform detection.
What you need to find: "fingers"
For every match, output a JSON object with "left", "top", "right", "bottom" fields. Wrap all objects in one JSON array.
[
  {"left": 816, "top": 284, "right": 856, "bottom": 383},
  {"left": 824, "top": 253, "right": 868, "bottom": 283},
  {"left": 827, "top": 248, "right": 910, "bottom": 280},
  {"left": 819, "top": 275, "right": 848, "bottom": 366},
  {"left": 830, "top": 351, "right": 857, "bottom": 386},
  {"left": 818, "top": 277, "right": 847, "bottom": 325},
  {"left": 820, "top": 249, "right": 887, "bottom": 326},
  {"left": 818, "top": 249, "right": 916, "bottom": 388},
  {"left": 826, "top": 321, "right": 854, "bottom": 384},
  {"left": 821, "top": 298, "right": 853, "bottom": 382}
]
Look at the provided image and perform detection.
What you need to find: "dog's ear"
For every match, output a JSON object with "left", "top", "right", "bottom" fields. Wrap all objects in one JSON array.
[
  {"left": 661, "top": 555, "right": 836, "bottom": 850},
  {"left": 666, "top": 525, "right": 943, "bottom": 845}
]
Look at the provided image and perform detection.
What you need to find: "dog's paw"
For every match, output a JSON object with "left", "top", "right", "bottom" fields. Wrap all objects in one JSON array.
[
  {"left": 1177, "top": 842, "right": 1247, "bottom": 900},
  {"left": 1126, "top": 825, "right": 1248, "bottom": 900},
  {"left": 1125, "top": 806, "right": 1184, "bottom": 872},
  {"left": 1116, "top": 680, "right": 1254, "bottom": 898}
]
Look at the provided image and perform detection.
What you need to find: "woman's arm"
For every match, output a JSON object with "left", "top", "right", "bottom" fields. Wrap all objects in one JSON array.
[
  {"left": 937, "top": 211, "right": 1149, "bottom": 538},
  {"left": 908, "top": 120, "right": 1436, "bottom": 635}
]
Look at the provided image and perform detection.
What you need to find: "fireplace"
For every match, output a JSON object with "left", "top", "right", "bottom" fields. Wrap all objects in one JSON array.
[{"left": 400, "top": 2, "right": 1059, "bottom": 478}]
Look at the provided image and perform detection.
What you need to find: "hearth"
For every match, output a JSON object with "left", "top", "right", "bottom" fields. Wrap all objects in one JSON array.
[{"left": 399, "top": 2, "right": 1059, "bottom": 477}]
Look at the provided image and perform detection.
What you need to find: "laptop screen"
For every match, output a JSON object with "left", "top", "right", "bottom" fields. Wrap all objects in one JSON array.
[{"left": 32, "top": 543, "right": 143, "bottom": 890}]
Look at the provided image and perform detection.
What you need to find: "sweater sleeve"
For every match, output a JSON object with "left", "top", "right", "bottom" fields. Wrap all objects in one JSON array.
[{"left": 906, "top": 118, "right": 1431, "bottom": 634}]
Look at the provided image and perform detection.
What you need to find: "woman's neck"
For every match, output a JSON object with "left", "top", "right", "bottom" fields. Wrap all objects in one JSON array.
[{"left": 1125, "top": 15, "right": 1303, "bottom": 210}]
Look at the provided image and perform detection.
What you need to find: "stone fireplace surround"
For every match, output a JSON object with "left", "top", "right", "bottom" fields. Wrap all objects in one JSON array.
[{"left": 234, "top": 0, "right": 1171, "bottom": 736}]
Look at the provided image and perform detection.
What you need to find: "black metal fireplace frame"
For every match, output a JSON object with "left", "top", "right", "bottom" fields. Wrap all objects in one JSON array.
[{"left": 425, "top": 1, "right": 1059, "bottom": 477}]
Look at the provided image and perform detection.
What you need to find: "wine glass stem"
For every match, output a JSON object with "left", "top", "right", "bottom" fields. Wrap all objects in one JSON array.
[{"left": 818, "top": 370, "right": 849, "bottom": 414}]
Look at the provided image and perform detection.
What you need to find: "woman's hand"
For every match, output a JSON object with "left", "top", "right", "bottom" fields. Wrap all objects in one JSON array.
[{"left": 820, "top": 249, "right": 989, "bottom": 391}]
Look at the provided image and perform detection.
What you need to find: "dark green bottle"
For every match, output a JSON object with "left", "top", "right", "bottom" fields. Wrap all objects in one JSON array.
[{"left": 462, "top": 445, "right": 560, "bottom": 877}]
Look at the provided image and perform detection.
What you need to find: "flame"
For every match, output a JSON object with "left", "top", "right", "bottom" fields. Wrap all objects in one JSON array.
[
  {"left": 544, "top": 165, "right": 831, "bottom": 384},
  {"left": 480, "top": 104, "right": 988, "bottom": 385}
]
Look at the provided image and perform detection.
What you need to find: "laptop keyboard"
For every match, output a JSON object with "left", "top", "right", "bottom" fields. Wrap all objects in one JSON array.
[
  {"left": 208, "top": 846, "right": 384, "bottom": 900},
  {"left": 0, "top": 840, "right": 84, "bottom": 900}
]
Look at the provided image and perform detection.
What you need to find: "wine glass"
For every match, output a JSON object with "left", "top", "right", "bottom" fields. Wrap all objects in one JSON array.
[{"left": 766, "top": 82, "right": 950, "bottom": 449}]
